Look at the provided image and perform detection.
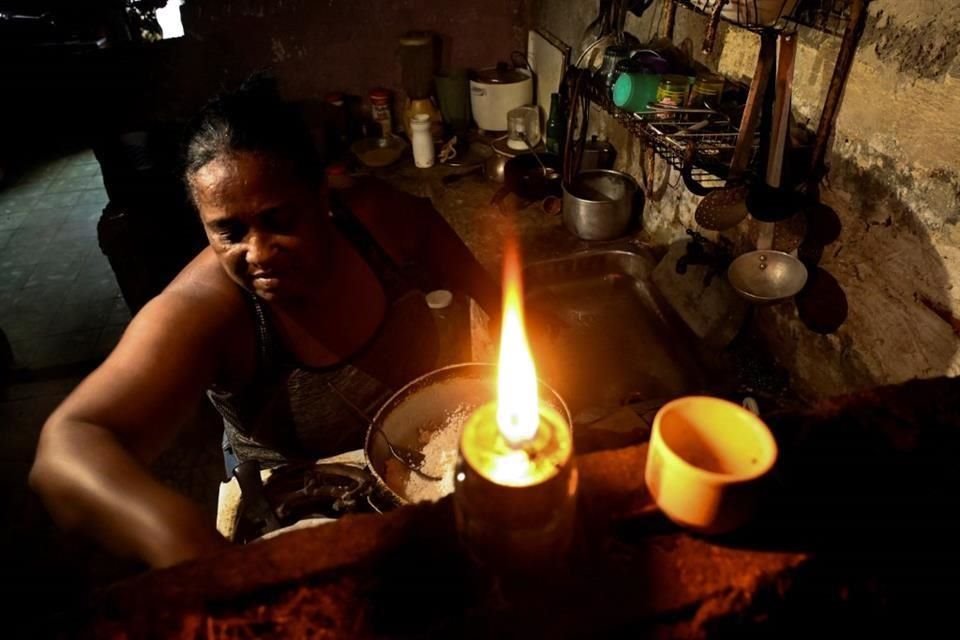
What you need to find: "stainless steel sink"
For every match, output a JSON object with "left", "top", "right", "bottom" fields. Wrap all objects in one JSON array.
[{"left": 524, "top": 246, "right": 707, "bottom": 422}]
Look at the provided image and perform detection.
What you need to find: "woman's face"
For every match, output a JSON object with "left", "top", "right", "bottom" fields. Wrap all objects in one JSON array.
[{"left": 190, "top": 151, "right": 332, "bottom": 303}]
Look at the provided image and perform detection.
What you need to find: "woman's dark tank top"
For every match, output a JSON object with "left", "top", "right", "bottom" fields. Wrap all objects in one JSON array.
[{"left": 207, "top": 196, "right": 439, "bottom": 467}]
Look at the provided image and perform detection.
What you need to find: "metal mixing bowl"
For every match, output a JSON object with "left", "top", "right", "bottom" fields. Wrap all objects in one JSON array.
[
  {"left": 364, "top": 363, "right": 570, "bottom": 506},
  {"left": 727, "top": 250, "right": 808, "bottom": 304}
]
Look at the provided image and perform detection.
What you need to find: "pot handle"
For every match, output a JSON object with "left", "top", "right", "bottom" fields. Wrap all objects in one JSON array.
[
  {"left": 681, "top": 143, "right": 718, "bottom": 197},
  {"left": 511, "top": 50, "right": 531, "bottom": 71}
]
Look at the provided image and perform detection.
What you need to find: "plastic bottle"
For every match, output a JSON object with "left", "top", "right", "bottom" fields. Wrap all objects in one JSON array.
[
  {"left": 410, "top": 113, "right": 435, "bottom": 168},
  {"left": 426, "top": 289, "right": 465, "bottom": 365}
]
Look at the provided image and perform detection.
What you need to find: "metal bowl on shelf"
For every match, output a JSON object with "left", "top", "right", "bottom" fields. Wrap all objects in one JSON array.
[{"left": 727, "top": 250, "right": 807, "bottom": 304}]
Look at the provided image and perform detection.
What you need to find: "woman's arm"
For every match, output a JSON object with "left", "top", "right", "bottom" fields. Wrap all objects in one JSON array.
[{"left": 29, "top": 285, "right": 242, "bottom": 568}]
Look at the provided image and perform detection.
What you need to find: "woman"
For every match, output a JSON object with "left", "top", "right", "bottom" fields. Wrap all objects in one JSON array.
[{"left": 29, "top": 80, "right": 500, "bottom": 568}]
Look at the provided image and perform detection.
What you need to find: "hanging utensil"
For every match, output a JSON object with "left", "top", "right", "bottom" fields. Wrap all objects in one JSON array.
[
  {"left": 789, "top": 0, "right": 865, "bottom": 335},
  {"left": 727, "top": 249, "right": 808, "bottom": 304},
  {"left": 694, "top": 31, "right": 777, "bottom": 231},
  {"left": 580, "top": 0, "right": 614, "bottom": 55},
  {"left": 807, "top": 0, "right": 868, "bottom": 192},
  {"left": 702, "top": 0, "right": 730, "bottom": 54},
  {"left": 748, "top": 32, "right": 804, "bottom": 223},
  {"left": 790, "top": 0, "right": 866, "bottom": 256},
  {"left": 748, "top": 209, "right": 807, "bottom": 253}
]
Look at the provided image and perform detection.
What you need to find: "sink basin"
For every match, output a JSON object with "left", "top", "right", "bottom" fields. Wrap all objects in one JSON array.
[{"left": 523, "top": 247, "right": 707, "bottom": 423}]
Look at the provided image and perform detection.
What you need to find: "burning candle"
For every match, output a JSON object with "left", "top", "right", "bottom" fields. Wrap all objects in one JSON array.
[{"left": 454, "top": 243, "right": 577, "bottom": 573}]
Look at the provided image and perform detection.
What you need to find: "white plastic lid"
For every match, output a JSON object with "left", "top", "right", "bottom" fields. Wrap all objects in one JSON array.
[
  {"left": 426, "top": 289, "right": 453, "bottom": 309},
  {"left": 410, "top": 113, "right": 432, "bottom": 132}
]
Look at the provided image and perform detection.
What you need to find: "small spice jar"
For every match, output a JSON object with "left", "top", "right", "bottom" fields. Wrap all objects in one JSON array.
[{"left": 369, "top": 88, "right": 393, "bottom": 138}]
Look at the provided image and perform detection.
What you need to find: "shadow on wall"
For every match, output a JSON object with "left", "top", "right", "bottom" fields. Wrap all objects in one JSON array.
[{"left": 756, "top": 152, "right": 958, "bottom": 398}]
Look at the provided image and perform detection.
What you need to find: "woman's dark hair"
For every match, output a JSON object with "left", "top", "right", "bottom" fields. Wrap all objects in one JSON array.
[{"left": 184, "top": 74, "right": 323, "bottom": 196}]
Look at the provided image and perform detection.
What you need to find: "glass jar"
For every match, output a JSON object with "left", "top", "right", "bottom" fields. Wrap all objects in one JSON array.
[
  {"left": 599, "top": 45, "right": 631, "bottom": 88},
  {"left": 689, "top": 73, "right": 725, "bottom": 108},
  {"left": 655, "top": 74, "right": 692, "bottom": 108},
  {"left": 369, "top": 88, "right": 393, "bottom": 138}
]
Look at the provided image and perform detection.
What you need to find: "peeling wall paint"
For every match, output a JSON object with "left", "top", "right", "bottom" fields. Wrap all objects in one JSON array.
[{"left": 536, "top": 0, "right": 960, "bottom": 398}]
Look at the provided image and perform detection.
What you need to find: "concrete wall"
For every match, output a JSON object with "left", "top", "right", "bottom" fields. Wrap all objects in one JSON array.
[{"left": 535, "top": 0, "right": 960, "bottom": 398}]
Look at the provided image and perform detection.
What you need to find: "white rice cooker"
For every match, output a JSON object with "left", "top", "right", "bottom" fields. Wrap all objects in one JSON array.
[{"left": 470, "top": 63, "right": 533, "bottom": 133}]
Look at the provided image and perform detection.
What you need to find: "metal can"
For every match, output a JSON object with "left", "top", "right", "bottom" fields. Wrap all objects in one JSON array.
[
  {"left": 655, "top": 74, "right": 692, "bottom": 108},
  {"left": 689, "top": 73, "right": 725, "bottom": 108}
]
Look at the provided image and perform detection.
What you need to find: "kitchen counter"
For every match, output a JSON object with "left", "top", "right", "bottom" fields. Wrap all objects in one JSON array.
[
  {"left": 75, "top": 376, "right": 960, "bottom": 637},
  {"left": 364, "top": 158, "right": 598, "bottom": 276}
]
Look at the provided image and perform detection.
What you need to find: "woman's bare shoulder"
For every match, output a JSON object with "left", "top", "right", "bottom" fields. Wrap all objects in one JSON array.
[
  {"left": 165, "top": 247, "right": 246, "bottom": 310},
  {"left": 141, "top": 248, "right": 255, "bottom": 384}
]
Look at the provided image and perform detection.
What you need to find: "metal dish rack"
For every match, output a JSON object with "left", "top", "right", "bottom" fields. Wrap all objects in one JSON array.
[
  {"left": 675, "top": 0, "right": 851, "bottom": 35},
  {"left": 585, "top": 78, "right": 756, "bottom": 188}
]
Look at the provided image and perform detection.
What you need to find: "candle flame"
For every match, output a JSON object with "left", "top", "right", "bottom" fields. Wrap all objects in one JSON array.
[{"left": 496, "top": 243, "right": 540, "bottom": 446}]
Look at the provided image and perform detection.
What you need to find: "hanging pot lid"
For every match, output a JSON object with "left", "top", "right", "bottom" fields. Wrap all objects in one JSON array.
[{"left": 473, "top": 62, "right": 529, "bottom": 84}]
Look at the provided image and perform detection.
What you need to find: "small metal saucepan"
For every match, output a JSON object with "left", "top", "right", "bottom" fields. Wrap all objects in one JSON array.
[
  {"left": 364, "top": 363, "right": 571, "bottom": 507},
  {"left": 441, "top": 143, "right": 509, "bottom": 185},
  {"left": 727, "top": 250, "right": 808, "bottom": 304},
  {"left": 503, "top": 152, "right": 562, "bottom": 199}
]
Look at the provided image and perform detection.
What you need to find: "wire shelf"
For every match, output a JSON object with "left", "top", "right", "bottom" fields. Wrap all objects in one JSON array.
[
  {"left": 784, "top": 0, "right": 850, "bottom": 37},
  {"left": 585, "top": 78, "right": 757, "bottom": 189},
  {"left": 673, "top": 0, "right": 801, "bottom": 33},
  {"left": 674, "top": 0, "right": 851, "bottom": 36}
]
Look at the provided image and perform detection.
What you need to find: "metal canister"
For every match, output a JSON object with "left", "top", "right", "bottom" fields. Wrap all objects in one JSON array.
[
  {"left": 655, "top": 74, "right": 692, "bottom": 108},
  {"left": 689, "top": 73, "right": 725, "bottom": 108}
]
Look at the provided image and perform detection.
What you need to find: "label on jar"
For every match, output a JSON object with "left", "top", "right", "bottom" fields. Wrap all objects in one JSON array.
[{"left": 371, "top": 104, "right": 392, "bottom": 137}]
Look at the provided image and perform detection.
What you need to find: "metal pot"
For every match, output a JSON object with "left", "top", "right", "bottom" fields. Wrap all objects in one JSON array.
[
  {"left": 562, "top": 170, "right": 640, "bottom": 241},
  {"left": 364, "top": 363, "right": 571, "bottom": 506}
]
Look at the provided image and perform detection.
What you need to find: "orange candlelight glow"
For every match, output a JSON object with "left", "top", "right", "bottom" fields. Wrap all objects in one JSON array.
[{"left": 496, "top": 242, "right": 540, "bottom": 447}]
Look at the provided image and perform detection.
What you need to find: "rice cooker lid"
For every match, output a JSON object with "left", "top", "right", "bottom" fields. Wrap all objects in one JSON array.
[{"left": 474, "top": 62, "right": 529, "bottom": 85}]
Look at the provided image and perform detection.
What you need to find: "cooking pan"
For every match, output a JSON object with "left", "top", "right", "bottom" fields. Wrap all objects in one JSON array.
[
  {"left": 364, "top": 363, "right": 571, "bottom": 506},
  {"left": 491, "top": 152, "right": 563, "bottom": 207}
]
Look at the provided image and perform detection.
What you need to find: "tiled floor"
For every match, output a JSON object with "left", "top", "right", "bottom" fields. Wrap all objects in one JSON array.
[
  {"left": 0, "top": 150, "right": 221, "bottom": 637},
  {"left": 0, "top": 149, "right": 130, "bottom": 371}
]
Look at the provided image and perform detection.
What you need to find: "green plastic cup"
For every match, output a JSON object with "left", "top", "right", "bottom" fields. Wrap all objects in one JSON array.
[{"left": 612, "top": 72, "right": 661, "bottom": 112}]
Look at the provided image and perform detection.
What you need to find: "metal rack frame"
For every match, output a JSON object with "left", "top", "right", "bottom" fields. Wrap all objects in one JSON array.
[
  {"left": 674, "top": 0, "right": 851, "bottom": 36},
  {"left": 585, "top": 77, "right": 758, "bottom": 189},
  {"left": 578, "top": 0, "right": 853, "bottom": 190}
]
